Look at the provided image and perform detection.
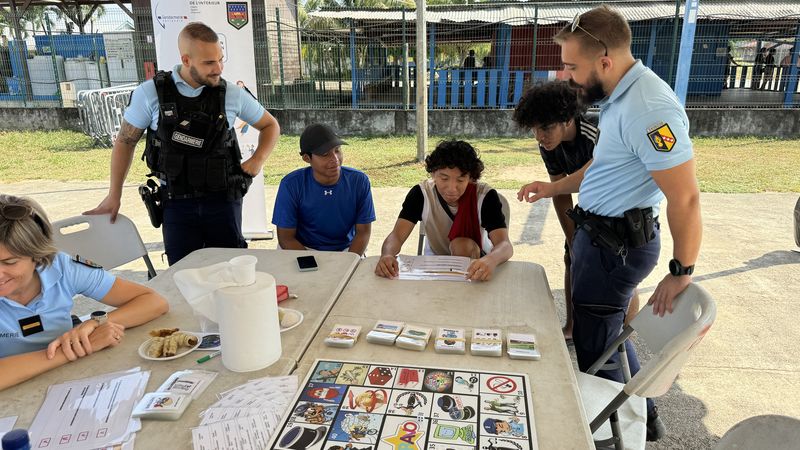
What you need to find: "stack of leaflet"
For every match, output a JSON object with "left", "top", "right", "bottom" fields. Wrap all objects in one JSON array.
[
  {"left": 471, "top": 328, "right": 503, "bottom": 357},
  {"left": 133, "top": 370, "right": 218, "bottom": 421},
  {"left": 28, "top": 368, "right": 149, "bottom": 450},
  {"left": 192, "top": 376, "right": 298, "bottom": 450},
  {"left": 395, "top": 324, "right": 432, "bottom": 351},
  {"left": 324, "top": 324, "right": 362, "bottom": 348},
  {"left": 507, "top": 333, "right": 542, "bottom": 360},
  {"left": 434, "top": 327, "right": 467, "bottom": 354},
  {"left": 365, "top": 320, "right": 405, "bottom": 345}
]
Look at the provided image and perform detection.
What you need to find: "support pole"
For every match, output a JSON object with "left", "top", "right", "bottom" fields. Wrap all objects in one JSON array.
[
  {"left": 674, "top": 0, "right": 700, "bottom": 105},
  {"left": 667, "top": 0, "right": 681, "bottom": 87},
  {"left": 350, "top": 19, "right": 357, "bottom": 109},
  {"left": 416, "top": 0, "right": 427, "bottom": 162},
  {"left": 276, "top": 8, "right": 286, "bottom": 108},
  {"left": 530, "top": 5, "right": 538, "bottom": 81},
  {"left": 402, "top": 7, "right": 410, "bottom": 109},
  {"left": 783, "top": 22, "right": 800, "bottom": 107}
]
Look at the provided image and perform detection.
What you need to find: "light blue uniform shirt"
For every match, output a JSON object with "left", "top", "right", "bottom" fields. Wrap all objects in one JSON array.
[
  {"left": 578, "top": 60, "right": 694, "bottom": 218},
  {"left": 0, "top": 252, "right": 116, "bottom": 358},
  {"left": 124, "top": 65, "right": 266, "bottom": 131}
]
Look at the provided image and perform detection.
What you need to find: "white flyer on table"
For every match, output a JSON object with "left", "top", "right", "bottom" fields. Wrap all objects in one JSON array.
[
  {"left": 28, "top": 368, "right": 149, "bottom": 450},
  {"left": 396, "top": 254, "right": 471, "bottom": 281}
]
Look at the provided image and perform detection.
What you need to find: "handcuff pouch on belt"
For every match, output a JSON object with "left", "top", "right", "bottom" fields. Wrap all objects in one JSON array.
[{"left": 568, "top": 206, "right": 656, "bottom": 260}]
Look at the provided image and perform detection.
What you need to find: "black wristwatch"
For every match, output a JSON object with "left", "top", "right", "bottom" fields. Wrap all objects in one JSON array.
[
  {"left": 669, "top": 259, "right": 694, "bottom": 276},
  {"left": 90, "top": 311, "right": 108, "bottom": 325}
]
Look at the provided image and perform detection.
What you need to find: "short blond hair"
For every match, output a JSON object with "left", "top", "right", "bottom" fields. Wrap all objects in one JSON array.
[
  {"left": 0, "top": 194, "right": 57, "bottom": 267},
  {"left": 554, "top": 5, "right": 631, "bottom": 54}
]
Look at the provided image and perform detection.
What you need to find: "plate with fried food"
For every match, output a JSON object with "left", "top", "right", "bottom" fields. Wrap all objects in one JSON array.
[{"left": 138, "top": 328, "right": 201, "bottom": 361}]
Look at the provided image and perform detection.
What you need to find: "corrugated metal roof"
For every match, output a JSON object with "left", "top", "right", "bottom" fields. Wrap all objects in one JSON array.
[{"left": 310, "top": 1, "right": 800, "bottom": 24}]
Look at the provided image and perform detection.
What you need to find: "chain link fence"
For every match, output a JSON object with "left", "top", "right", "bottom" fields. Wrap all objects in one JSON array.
[{"left": 1, "top": 1, "right": 798, "bottom": 110}]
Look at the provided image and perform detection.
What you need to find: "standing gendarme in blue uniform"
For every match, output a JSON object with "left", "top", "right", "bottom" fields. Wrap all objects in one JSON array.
[
  {"left": 571, "top": 60, "right": 693, "bottom": 382},
  {"left": 125, "top": 65, "right": 266, "bottom": 265}
]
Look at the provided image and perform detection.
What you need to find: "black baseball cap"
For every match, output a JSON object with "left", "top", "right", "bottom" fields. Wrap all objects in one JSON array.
[{"left": 300, "top": 123, "right": 347, "bottom": 155}]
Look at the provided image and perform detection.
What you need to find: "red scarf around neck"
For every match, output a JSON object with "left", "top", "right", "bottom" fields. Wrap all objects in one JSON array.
[{"left": 447, "top": 182, "right": 482, "bottom": 249}]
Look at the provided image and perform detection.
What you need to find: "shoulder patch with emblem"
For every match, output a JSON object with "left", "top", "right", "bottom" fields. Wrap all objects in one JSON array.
[
  {"left": 647, "top": 122, "right": 676, "bottom": 152},
  {"left": 73, "top": 255, "right": 103, "bottom": 269}
]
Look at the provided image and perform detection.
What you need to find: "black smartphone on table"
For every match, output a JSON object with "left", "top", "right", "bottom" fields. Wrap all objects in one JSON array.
[{"left": 297, "top": 255, "right": 318, "bottom": 272}]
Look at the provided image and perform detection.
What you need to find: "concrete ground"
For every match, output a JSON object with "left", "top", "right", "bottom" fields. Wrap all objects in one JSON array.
[{"left": 3, "top": 180, "right": 799, "bottom": 449}]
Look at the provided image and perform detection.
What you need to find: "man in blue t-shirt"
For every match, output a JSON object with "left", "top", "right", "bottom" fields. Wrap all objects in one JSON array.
[{"left": 272, "top": 124, "right": 376, "bottom": 254}]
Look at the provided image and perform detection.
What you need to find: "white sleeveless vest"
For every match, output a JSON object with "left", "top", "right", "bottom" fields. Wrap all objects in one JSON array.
[{"left": 419, "top": 179, "right": 494, "bottom": 256}]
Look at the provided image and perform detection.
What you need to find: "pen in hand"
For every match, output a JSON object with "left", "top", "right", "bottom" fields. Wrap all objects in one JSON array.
[{"left": 196, "top": 350, "right": 221, "bottom": 364}]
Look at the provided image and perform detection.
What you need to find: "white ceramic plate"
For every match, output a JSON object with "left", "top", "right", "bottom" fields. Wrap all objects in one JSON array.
[
  {"left": 138, "top": 332, "right": 201, "bottom": 361},
  {"left": 279, "top": 308, "right": 304, "bottom": 333}
]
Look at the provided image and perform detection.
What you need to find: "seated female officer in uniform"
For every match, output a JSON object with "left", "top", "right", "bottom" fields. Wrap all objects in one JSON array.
[
  {"left": 0, "top": 194, "right": 169, "bottom": 391},
  {"left": 375, "top": 140, "right": 513, "bottom": 281}
]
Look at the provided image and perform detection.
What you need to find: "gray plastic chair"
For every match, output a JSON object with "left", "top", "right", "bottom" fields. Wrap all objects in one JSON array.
[
  {"left": 715, "top": 415, "right": 800, "bottom": 450},
  {"left": 578, "top": 283, "right": 717, "bottom": 450},
  {"left": 52, "top": 213, "right": 157, "bottom": 279}
]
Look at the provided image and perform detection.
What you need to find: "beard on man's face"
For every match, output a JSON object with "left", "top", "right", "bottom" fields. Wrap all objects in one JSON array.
[
  {"left": 569, "top": 77, "right": 605, "bottom": 105},
  {"left": 190, "top": 65, "right": 220, "bottom": 87}
]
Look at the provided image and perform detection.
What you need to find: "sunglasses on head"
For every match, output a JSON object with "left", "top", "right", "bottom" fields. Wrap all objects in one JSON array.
[
  {"left": 0, "top": 202, "right": 49, "bottom": 237},
  {"left": 0, "top": 203, "right": 32, "bottom": 221},
  {"left": 571, "top": 12, "right": 608, "bottom": 57}
]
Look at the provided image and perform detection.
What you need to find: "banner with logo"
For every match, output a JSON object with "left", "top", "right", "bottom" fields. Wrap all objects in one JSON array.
[{"left": 151, "top": 0, "right": 270, "bottom": 239}]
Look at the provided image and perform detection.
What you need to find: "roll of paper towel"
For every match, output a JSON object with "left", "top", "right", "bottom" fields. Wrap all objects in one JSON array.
[{"left": 214, "top": 271, "right": 282, "bottom": 372}]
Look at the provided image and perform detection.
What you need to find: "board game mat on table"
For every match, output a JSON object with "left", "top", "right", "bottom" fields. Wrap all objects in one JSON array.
[{"left": 267, "top": 359, "right": 538, "bottom": 450}]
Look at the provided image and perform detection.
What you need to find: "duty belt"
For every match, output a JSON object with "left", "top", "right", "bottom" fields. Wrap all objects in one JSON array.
[{"left": 567, "top": 205, "right": 658, "bottom": 265}]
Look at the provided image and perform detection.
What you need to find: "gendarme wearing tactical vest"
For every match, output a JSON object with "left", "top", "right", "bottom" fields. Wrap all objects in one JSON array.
[{"left": 143, "top": 70, "right": 252, "bottom": 201}]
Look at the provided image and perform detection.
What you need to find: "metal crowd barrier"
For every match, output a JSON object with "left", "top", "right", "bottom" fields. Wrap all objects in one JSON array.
[{"left": 76, "top": 83, "right": 138, "bottom": 146}]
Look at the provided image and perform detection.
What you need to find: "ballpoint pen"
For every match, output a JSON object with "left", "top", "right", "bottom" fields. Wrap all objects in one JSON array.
[{"left": 196, "top": 350, "right": 221, "bottom": 364}]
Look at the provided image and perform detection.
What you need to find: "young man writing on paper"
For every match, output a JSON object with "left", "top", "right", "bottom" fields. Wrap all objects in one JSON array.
[{"left": 375, "top": 140, "right": 513, "bottom": 281}]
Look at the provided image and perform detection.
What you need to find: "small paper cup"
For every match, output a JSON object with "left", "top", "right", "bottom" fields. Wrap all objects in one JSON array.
[{"left": 229, "top": 255, "right": 257, "bottom": 285}]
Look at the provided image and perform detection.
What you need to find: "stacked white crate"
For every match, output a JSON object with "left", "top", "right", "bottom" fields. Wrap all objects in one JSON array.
[{"left": 28, "top": 55, "right": 65, "bottom": 96}]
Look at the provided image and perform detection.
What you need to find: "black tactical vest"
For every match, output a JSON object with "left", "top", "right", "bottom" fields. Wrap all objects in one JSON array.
[{"left": 142, "top": 70, "right": 252, "bottom": 200}]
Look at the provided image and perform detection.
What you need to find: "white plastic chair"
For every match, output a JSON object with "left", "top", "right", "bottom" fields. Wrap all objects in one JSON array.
[
  {"left": 417, "top": 192, "right": 511, "bottom": 255},
  {"left": 714, "top": 415, "right": 800, "bottom": 449},
  {"left": 577, "top": 283, "right": 717, "bottom": 450},
  {"left": 51, "top": 214, "right": 157, "bottom": 279}
]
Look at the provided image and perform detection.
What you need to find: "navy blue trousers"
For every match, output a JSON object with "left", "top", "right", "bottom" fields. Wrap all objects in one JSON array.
[
  {"left": 571, "top": 225, "right": 661, "bottom": 414},
  {"left": 162, "top": 196, "right": 247, "bottom": 265}
]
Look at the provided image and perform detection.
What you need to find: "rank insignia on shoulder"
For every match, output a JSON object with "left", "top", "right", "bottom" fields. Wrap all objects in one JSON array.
[
  {"left": 73, "top": 255, "right": 103, "bottom": 269},
  {"left": 647, "top": 122, "right": 676, "bottom": 152}
]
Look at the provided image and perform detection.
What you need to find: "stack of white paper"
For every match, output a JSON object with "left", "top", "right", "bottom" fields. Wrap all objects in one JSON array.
[
  {"left": 434, "top": 327, "right": 467, "bottom": 354},
  {"left": 396, "top": 255, "right": 471, "bottom": 281},
  {"left": 28, "top": 368, "right": 149, "bottom": 450},
  {"left": 365, "top": 320, "right": 405, "bottom": 345},
  {"left": 471, "top": 328, "right": 503, "bottom": 357},
  {"left": 395, "top": 324, "right": 432, "bottom": 351},
  {"left": 192, "top": 376, "right": 298, "bottom": 450}
]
